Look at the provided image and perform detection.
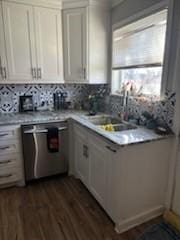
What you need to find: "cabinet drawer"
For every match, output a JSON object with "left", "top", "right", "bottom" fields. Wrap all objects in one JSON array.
[
  {"left": 0, "top": 141, "right": 20, "bottom": 155},
  {"left": 0, "top": 153, "right": 22, "bottom": 168},
  {"left": 0, "top": 167, "right": 23, "bottom": 186},
  {"left": 0, "top": 125, "right": 20, "bottom": 141}
]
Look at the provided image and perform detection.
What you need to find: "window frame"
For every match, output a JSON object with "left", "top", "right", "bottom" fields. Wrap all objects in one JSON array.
[{"left": 111, "top": 0, "right": 173, "bottom": 100}]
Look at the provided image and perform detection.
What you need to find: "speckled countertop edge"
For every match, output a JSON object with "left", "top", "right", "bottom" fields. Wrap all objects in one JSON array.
[{"left": 0, "top": 111, "right": 174, "bottom": 146}]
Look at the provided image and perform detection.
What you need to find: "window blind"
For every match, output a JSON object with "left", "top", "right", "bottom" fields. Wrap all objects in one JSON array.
[{"left": 112, "top": 10, "right": 167, "bottom": 69}]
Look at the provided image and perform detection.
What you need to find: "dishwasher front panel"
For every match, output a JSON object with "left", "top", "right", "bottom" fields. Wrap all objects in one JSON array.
[{"left": 22, "top": 122, "right": 68, "bottom": 181}]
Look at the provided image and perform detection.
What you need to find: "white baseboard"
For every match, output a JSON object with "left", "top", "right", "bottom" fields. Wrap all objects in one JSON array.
[{"left": 115, "top": 206, "right": 165, "bottom": 234}]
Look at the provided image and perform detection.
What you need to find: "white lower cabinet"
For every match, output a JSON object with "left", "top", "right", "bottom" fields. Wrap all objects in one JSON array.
[
  {"left": 74, "top": 123, "right": 117, "bottom": 210},
  {"left": 74, "top": 125, "right": 89, "bottom": 188},
  {"left": 89, "top": 134, "right": 110, "bottom": 209},
  {"left": 73, "top": 122, "right": 172, "bottom": 233},
  {"left": 0, "top": 125, "right": 25, "bottom": 188}
]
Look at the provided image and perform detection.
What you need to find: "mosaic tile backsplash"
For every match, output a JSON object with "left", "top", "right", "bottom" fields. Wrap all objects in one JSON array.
[
  {"left": 0, "top": 84, "right": 176, "bottom": 128},
  {"left": 0, "top": 84, "right": 108, "bottom": 113},
  {"left": 108, "top": 91, "right": 176, "bottom": 128}
]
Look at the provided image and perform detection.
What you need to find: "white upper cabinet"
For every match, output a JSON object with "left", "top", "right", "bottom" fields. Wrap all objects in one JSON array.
[
  {"left": 2, "top": 2, "right": 36, "bottom": 83},
  {"left": 1, "top": 0, "right": 109, "bottom": 84},
  {"left": 63, "top": 1, "right": 109, "bottom": 84},
  {"left": 34, "top": 7, "right": 63, "bottom": 83},
  {"left": 0, "top": 3, "right": 7, "bottom": 82},
  {"left": 1, "top": 0, "right": 63, "bottom": 84},
  {"left": 63, "top": 8, "right": 87, "bottom": 82}
]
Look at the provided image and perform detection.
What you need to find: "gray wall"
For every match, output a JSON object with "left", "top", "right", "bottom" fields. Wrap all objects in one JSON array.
[{"left": 112, "top": 0, "right": 164, "bottom": 25}]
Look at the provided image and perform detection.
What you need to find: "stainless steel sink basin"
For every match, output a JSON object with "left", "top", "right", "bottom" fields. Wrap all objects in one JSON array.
[
  {"left": 87, "top": 115, "right": 122, "bottom": 125},
  {"left": 86, "top": 115, "right": 137, "bottom": 132},
  {"left": 113, "top": 123, "right": 137, "bottom": 132}
]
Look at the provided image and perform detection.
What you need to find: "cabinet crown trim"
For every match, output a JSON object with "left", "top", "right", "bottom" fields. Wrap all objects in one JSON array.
[
  {"left": 62, "top": 0, "right": 109, "bottom": 9},
  {"left": 2, "top": 0, "right": 62, "bottom": 9}
]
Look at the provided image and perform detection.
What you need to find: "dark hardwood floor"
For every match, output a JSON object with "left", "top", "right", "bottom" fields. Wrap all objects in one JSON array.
[{"left": 0, "top": 175, "right": 161, "bottom": 240}]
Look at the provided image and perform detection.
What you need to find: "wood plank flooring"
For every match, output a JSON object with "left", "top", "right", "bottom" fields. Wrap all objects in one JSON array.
[{"left": 0, "top": 175, "right": 162, "bottom": 240}]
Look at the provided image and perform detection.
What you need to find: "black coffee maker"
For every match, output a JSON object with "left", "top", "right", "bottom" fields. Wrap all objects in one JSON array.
[{"left": 53, "top": 91, "right": 68, "bottom": 110}]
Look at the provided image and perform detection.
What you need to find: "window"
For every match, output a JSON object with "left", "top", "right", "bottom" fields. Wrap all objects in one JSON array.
[{"left": 112, "top": 10, "right": 168, "bottom": 98}]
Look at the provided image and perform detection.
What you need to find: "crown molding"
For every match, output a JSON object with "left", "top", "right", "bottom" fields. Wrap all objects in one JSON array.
[
  {"left": 1, "top": 0, "right": 62, "bottom": 9},
  {"left": 112, "top": 0, "right": 125, "bottom": 8},
  {"left": 62, "top": 0, "right": 109, "bottom": 9}
]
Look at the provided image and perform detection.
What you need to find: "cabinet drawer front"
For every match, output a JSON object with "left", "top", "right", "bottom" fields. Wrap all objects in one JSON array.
[
  {"left": 0, "top": 141, "right": 20, "bottom": 155},
  {"left": 0, "top": 153, "right": 22, "bottom": 168},
  {"left": 0, "top": 126, "right": 20, "bottom": 141},
  {"left": 0, "top": 167, "right": 22, "bottom": 186}
]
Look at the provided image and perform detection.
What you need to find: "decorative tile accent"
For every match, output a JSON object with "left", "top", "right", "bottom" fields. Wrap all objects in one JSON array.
[
  {"left": 0, "top": 84, "right": 108, "bottom": 113},
  {"left": 0, "top": 84, "right": 176, "bottom": 128},
  {"left": 108, "top": 91, "right": 176, "bottom": 128}
]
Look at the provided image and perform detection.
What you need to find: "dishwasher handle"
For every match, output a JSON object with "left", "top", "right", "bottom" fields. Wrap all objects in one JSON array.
[{"left": 24, "top": 127, "right": 67, "bottom": 134}]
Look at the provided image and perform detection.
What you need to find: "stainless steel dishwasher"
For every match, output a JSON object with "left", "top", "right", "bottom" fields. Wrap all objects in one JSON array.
[{"left": 22, "top": 121, "right": 68, "bottom": 181}]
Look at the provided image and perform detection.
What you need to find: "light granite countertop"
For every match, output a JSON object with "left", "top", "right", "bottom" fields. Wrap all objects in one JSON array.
[{"left": 0, "top": 111, "right": 173, "bottom": 146}]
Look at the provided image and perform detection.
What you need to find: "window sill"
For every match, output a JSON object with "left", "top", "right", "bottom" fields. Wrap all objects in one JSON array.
[{"left": 110, "top": 93, "right": 162, "bottom": 102}]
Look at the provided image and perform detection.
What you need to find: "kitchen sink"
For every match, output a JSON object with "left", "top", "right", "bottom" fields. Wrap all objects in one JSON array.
[
  {"left": 86, "top": 115, "right": 137, "bottom": 132},
  {"left": 113, "top": 123, "right": 137, "bottom": 132},
  {"left": 87, "top": 115, "right": 123, "bottom": 125}
]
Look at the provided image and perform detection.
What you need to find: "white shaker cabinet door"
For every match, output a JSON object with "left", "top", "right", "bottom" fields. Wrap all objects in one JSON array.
[
  {"left": 2, "top": 2, "right": 36, "bottom": 83},
  {"left": 0, "top": 3, "right": 7, "bottom": 82},
  {"left": 89, "top": 135, "right": 108, "bottom": 209},
  {"left": 34, "top": 7, "right": 63, "bottom": 83},
  {"left": 63, "top": 8, "right": 87, "bottom": 83},
  {"left": 74, "top": 128, "right": 89, "bottom": 188}
]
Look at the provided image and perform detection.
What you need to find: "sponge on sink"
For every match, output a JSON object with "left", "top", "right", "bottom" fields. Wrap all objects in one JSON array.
[
  {"left": 163, "top": 210, "right": 180, "bottom": 231},
  {"left": 100, "top": 124, "right": 115, "bottom": 132}
]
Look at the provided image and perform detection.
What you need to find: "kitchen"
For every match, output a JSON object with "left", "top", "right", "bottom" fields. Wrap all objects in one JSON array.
[{"left": 0, "top": 0, "right": 180, "bottom": 239}]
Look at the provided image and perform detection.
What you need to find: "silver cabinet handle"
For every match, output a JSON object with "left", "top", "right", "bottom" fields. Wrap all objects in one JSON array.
[
  {"left": 1, "top": 67, "right": 7, "bottom": 79},
  {"left": 0, "top": 66, "right": 3, "bottom": 78},
  {"left": 0, "top": 57, "right": 7, "bottom": 79},
  {"left": 0, "top": 146, "right": 10, "bottom": 150},
  {"left": 0, "top": 160, "right": 11, "bottom": 165},
  {"left": 37, "top": 68, "right": 42, "bottom": 79},
  {"left": 0, "top": 174, "right": 12, "bottom": 179},
  {"left": 31, "top": 68, "right": 36, "bottom": 79},
  {"left": 106, "top": 146, "right": 117, "bottom": 153},
  {"left": 83, "top": 145, "right": 88, "bottom": 158},
  {"left": 0, "top": 133, "right": 9, "bottom": 137},
  {"left": 83, "top": 68, "right": 86, "bottom": 79},
  {"left": 24, "top": 127, "right": 67, "bottom": 134},
  {"left": 0, "top": 56, "right": 2, "bottom": 78}
]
